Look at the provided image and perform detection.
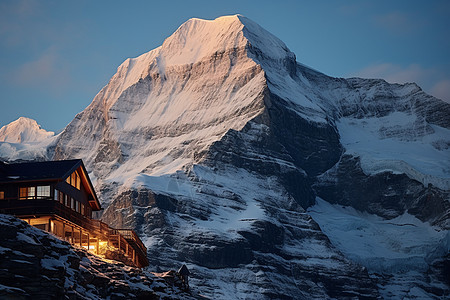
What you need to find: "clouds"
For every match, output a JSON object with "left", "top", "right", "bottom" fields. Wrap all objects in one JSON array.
[
  {"left": 0, "top": 1, "right": 92, "bottom": 99},
  {"left": 351, "top": 63, "right": 450, "bottom": 103},
  {"left": 373, "top": 12, "right": 418, "bottom": 35},
  {"left": 10, "top": 47, "right": 72, "bottom": 96},
  {"left": 430, "top": 80, "right": 450, "bottom": 103},
  {"left": 353, "top": 63, "right": 430, "bottom": 85}
]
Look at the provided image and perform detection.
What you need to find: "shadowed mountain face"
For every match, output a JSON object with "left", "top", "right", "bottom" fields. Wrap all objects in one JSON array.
[{"left": 2, "top": 15, "right": 449, "bottom": 299}]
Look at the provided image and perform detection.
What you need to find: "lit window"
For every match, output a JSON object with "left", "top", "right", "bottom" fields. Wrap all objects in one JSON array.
[
  {"left": 19, "top": 187, "right": 36, "bottom": 200},
  {"left": 75, "top": 201, "right": 79, "bottom": 213},
  {"left": 19, "top": 187, "right": 27, "bottom": 199},
  {"left": 27, "top": 187, "right": 35, "bottom": 199},
  {"left": 60, "top": 191, "right": 64, "bottom": 204},
  {"left": 76, "top": 173, "right": 81, "bottom": 190},
  {"left": 65, "top": 171, "right": 81, "bottom": 190},
  {"left": 0, "top": 191, "right": 4, "bottom": 200},
  {"left": 37, "top": 186, "right": 50, "bottom": 199}
]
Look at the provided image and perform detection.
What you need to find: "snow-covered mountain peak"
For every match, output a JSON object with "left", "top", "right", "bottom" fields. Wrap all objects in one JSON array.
[
  {"left": 160, "top": 14, "right": 292, "bottom": 65},
  {"left": 0, "top": 117, "right": 54, "bottom": 143},
  {"left": 103, "top": 15, "right": 294, "bottom": 110}
]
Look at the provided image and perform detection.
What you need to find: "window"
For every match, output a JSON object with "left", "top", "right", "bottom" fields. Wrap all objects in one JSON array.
[
  {"left": 65, "top": 194, "right": 70, "bottom": 207},
  {"left": 58, "top": 191, "right": 64, "bottom": 204},
  {"left": 36, "top": 186, "right": 50, "bottom": 199},
  {"left": 0, "top": 191, "right": 4, "bottom": 200},
  {"left": 27, "top": 187, "right": 35, "bottom": 199},
  {"left": 19, "top": 187, "right": 35, "bottom": 200},
  {"left": 81, "top": 203, "right": 85, "bottom": 215},
  {"left": 54, "top": 189, "right": 58, "bottom": 201},
  {"left": 65, "top": 171, "right": 81, "bottom": 190},
  {"left": 19, "top": 187, "right": 27, "bottom": 199},
  {"left": 71, "top": 198, "right": 75, "bottom": 210},
  {"left": 75, "top": 201, "right": 80, "bottom": 213}
]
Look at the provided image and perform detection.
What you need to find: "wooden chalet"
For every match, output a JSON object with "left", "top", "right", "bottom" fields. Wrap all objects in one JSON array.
[{"left": 0, "top": 159, "right": 148, "bottom": 268}]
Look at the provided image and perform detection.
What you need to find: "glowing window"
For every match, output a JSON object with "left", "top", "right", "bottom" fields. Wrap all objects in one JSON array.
[
  {"left": 65, "top": 171, "right": 81, "bottom": 190},
  {"left": 19, "top": 187, "right": 36, "bottom": 199},
  {"left": 27, "top": 187, "right": 35, "bottom": 199}
]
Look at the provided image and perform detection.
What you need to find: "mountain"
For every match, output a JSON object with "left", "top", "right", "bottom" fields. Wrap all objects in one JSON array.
[
  {"left": 3, "top": 15, "right": 450, "bottom": 299},
  {"left": 0, "top": 117, "right": 54, "bottom": 162},
  {"left": 0, "top": 117, "right": 54, "bottom": 143}
]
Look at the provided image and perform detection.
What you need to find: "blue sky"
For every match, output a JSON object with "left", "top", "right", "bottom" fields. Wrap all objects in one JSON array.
[{"left": 1, "top": 0, "right": 449, "bottom": 132}]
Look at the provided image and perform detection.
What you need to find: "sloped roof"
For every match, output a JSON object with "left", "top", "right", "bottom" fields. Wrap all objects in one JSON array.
[
  {"left": 0, "top": 159, "right": 101, "bottom": 210},
  {"left": 178, "top": 264, "right": 190, "bottom": 276},
  {"left": 0, "top": 160, "right": 82, "bottom": 183}
]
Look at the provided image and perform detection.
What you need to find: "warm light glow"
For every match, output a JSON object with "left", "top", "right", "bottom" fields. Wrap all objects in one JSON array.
[{"left": 82, "top": 245, "right": 96, "bottom": 250}]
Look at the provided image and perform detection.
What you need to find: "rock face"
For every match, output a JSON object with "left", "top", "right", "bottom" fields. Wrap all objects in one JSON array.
[
  {"left": 0, "top": 214, "right": 194, "bottom": 299},
  {"left": 1, "top": 15, "right": 449, "bottom": 299}
]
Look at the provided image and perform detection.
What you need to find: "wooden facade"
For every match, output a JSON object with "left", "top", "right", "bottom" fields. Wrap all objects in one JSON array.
[{"left": 0, "top": 160, "right": 148, "bottom": 268}]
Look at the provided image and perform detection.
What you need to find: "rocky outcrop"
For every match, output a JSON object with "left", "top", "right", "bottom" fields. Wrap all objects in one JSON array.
[{"left": 315, "top": 155, "right": 450, "bottom": 228}]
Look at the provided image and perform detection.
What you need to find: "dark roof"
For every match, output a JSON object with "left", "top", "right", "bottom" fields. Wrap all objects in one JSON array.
[
  {"left": 178, "top": 264, "right": 190, "bottom": 276},
  {"left": 0, "top": 159, "right": 82, "bottom": 183}
]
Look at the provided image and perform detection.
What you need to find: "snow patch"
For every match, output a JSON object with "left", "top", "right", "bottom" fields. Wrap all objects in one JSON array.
[
  {"left": 308, "top": 198, "right": 449, "bottom": 273},
  {"left": 337, "top": 113, "right": 450, "bottom": 190}
]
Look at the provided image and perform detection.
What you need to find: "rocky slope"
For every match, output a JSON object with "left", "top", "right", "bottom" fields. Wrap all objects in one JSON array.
[
  {"left": 0, "top": 214, "right": 195, "bottom": 299},
  {"left": 1, "top": 15, "right": 449, "bottom": 299}
]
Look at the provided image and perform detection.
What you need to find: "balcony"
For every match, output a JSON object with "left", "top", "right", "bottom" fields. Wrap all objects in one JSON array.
[{"left": 0, "top": 199, "right": 148, "bottom": 268}]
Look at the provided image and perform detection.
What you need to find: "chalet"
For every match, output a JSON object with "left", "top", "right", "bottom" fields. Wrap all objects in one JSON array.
[{"left": 0, "top": 159, "right": 148, "bottom": 268}]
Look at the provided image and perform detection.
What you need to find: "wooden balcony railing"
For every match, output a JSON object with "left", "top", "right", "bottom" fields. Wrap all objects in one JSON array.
[
  {"left": 0, "top": 199, "right": 148, "bottom": 267},
  {"left": 116, "top": 229, "right": 147, "bottom": 258}
]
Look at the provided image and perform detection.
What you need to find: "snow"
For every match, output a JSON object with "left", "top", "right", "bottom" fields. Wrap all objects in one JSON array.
[
  {"left": 308, "top": 198, "right": 449, "bottom": 273},
  {"left": 0, "top": 117, "right": 54, "bottom": 143},
  {"left": 100, "top": 14, "right": 290, "bottom": 113},
  {"left": 16, "top": 232, "right": 40, "bottom": 245},
  {"left": 41, "top": 257, "right": 65, "bottom": 270},
  {"left": 0, "top": 284, "right": 26, "bottom": 294},
  {"left": 126, "top": 165, "right": 268, "bottom": 237},
  {"left": 0, "top": 117, "right": 57, "bottom": 161},
  {"left": 337, "top": 112, "right": 450, "bottom": 190}
]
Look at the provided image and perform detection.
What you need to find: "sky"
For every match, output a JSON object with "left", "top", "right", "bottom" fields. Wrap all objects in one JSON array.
[{"left": 1, "top": 0, "right": 449, "bottom": 132}]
